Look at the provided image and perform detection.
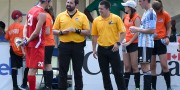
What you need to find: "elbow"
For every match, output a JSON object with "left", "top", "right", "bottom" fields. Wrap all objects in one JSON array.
[{"left": 33, "top": 33, "right": 39, "bottom": 37}]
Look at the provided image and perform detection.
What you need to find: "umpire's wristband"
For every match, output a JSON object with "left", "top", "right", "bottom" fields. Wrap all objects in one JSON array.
[
  {"left": 59, "top": 31, "right": 63, "bottom": 35},
  {"left": 166, "top": 36, "right": 170, "bottom": 39},
  {"left": 75, "top": 28, "right": 81, "bottom": 34}
]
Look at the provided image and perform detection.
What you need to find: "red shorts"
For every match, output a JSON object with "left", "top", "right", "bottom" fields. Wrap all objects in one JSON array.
[{"left": 26, "top": 46, "right": 45, "bottom": 69}]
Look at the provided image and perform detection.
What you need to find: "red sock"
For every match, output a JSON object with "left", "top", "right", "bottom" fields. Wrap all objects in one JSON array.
[{"left": 28, "top": 75, "right": 36, "bottom": 90}]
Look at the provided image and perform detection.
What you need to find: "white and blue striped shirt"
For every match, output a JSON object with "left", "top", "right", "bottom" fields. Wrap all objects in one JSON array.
[{"left": 138, "top": 8, "right": 157, "bottom": 48}]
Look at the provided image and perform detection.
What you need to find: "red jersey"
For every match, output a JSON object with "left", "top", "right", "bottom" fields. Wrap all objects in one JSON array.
[
  {"left": 124, "top": 13, "right": 140, "bottom": 43},
  {"left": 26, "top": 6, "right": 46, "bottom": 48},
  {"left": 5, "top": 22, "right": 24, "bottom": 56}
]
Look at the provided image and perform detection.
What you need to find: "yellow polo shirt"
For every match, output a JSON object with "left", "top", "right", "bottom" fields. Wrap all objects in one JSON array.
[
  {"left": 53, "top": 9, "right": 90, "bottom": 43},
  {"left": 92, "top": 13, "right": 125, "bottom": 46}
]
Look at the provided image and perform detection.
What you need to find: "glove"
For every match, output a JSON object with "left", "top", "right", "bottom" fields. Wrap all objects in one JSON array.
[{"left": 22, "top": 38, "right": 28, "bottom": 46}]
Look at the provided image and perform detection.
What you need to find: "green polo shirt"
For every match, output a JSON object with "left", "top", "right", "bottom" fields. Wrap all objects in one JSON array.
[{"left": 86, "top": 0, "right": 124, "bottom": 16}]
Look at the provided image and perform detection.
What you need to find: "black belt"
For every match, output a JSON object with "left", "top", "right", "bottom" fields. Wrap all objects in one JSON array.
[
  {"left": 60, "top": 41, "right": 84, "bottom": 44},
  {"left": 99, "top": 45, "right": 114, "bottom": 49}
]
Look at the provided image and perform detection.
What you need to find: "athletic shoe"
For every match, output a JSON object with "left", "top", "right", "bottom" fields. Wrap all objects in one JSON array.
[
  {"left": 40, "top": 86, "right": 51, "bottom": 90},
  {"left": 19, "top": 85, "right": 29, "bottom": 90},
  {"left": 13, "top": 87, "right": 21, "bottom": 90},
  {"left": 167, "top": 87, "right": 173, "bottom": 90},
  {"left": 135, "top": 88, "right": 140, "bottom": 90}
]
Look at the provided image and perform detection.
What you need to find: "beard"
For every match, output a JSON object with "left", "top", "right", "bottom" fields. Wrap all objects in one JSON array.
[{"left": 66, "top": 6, "right": 75, "bottom": 11}]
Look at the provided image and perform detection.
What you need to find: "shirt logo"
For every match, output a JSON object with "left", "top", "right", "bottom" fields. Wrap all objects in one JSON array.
[
  {"left": 109, "top": 20, "right": 114, "bottom": 25},
  {"left": 158, "top": 18, "right": 164, "bottom": 22},
  {"left": 38, "top": 62, "right": 44, "bottom": 67},
  {"left": 75, "top": 18, "right": 79, "bottom": 21},
  {"left": 14, "top": 37, "right": 22, "bottom": 50}
]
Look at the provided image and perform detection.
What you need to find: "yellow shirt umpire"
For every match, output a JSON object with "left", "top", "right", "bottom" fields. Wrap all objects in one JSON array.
[
  {"left": 53, "top": 10, "right": 90, "bottom": 43},
  {"left": 91, "top": 1, "right": 126, "bottom": 90},
  {"left": 52, "top": 0, "right": 90, "bottom": 89}
]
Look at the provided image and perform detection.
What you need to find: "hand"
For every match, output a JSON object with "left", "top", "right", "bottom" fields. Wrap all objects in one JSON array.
[
  {"left": 62, "top": 30, "right": 69, "bottom": 34},
  {"left": 65, "top": 27, "right": 75, "bottom": 33},
  {"left": 154, "top": 33, "right": 158, "bottom": 38},
  {"left": 93, "top": 50, "right": 98, "bottom": 59},
  {"left": 130, "top": 26, "right": 140, "bottom": 33},
  {"left": 19, "top": 38, "right": 28, "bottom": 46},
  {"left": 122, "top": 42, "right": 130, "bottom": 47},
  {"left": 112, "top": 43, "right": 119, "bottom": 52},
  {"left": 165, "top": 37, "right": 170, "bottom": 45}
]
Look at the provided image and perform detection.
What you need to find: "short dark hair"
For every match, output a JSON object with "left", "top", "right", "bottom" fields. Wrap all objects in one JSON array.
[
  {"left": 40, "top": 0, "right": 51, "bottom": 3},
  {"left": 143, "top": 0, "right": 151, "bottom": 3},
  {"left": 99, "top": 0, "right": 111, "bottom": 9},
  {"left": 0, "top": 21, "right": 6, "bottom": 33},
  {"left": 75, "top": 0, "right": 79, "bottom": 5},
  {"left": 0, "top": 21, "right": 5, "bottom": 30},
  {"left": 152, "top": 1, "right": 163, "bottom": 12}
]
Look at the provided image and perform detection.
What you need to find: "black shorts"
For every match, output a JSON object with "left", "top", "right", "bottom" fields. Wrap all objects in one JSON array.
[
  {"left": 138, "top": 47, "right": 153, "bottom": 63},
  {"left": 126, "top": 43, "right": 138, "bottom": 53},
  {"left": 152, "top": 40, "right": 167, "bottom": 55},
  {"left": 10, "top": 47, "right": 23, "bottom": 68},
  {"left": 45, "top": 46, "right": 54, "bottom": 64}
]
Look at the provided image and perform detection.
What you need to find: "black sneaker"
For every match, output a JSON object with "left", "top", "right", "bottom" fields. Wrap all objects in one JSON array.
[
  {"left": 13, "top": 87, "right": 21, "bottom": 90},
  {"left": 19, "top": 85, "right": 29, "bottom": 90},
  {"left": 40, "top": 86, "right": 51, "bottom": 90}
]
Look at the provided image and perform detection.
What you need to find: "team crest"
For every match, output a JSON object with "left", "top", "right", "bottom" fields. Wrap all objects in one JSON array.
[
  {"left": 158, "top": 18, "right": 164, "bottom": 22},
  {"left": 75, "top": 18, "right": 79, "bottom": 21},
  {"left": 14, "top": 37, "right": 22, "bottom": 50}
]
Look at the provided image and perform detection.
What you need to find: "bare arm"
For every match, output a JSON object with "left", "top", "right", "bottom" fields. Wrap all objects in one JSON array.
[
  {"left": 53, "top": 30, "right": 60, "bottom": 36},
  {"left": 164, "top": 22, "right": 171, "bottom": 45},
  {"left": 92, "top": 35, "right": 98, "bottom": 59},
  {"left": 27, "top": 13, "right": 46, "bottom": 43},
  {"left": 119, "top": 32, "right": 126, "bottom": 43},
  {"left": 23, "top": 21, "right": 27, "bottom": 38},
  {"left": 138, "top": 28, "right": 155, "bottom": 34},
  {"left": 92, "top": 35, "right": 98, "bottom": 51},
  {"left": 166, "top": 22, "right": 171, "bottom": 37},
  {"left": 130, "top": 26, "right": 155, "bottom": 34},
  {"left": 45, "top": 26, "right": 50, "bottom": 35}
]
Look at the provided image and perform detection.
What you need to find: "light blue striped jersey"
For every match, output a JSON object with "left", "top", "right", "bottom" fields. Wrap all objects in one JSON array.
[{"left": 138, "top": 8, "right": 157, "bottom": 48}]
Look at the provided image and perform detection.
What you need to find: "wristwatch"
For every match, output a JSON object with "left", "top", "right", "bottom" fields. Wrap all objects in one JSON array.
[
  {"left": 166, "top": 36, "right": 170, "bottom": 39},
  {"left": 116, "top": 42, "right": 121, "bottom": 46}
]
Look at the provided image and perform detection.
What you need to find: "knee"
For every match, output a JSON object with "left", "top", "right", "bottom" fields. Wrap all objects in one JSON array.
[
  {"left": 124, "top": 65, "right": 131, "bottom": 72},
  {"left": 161, "top": 65, "right": 169, "bottom": 72},
  {"left": 28, "top": 69, "right": 38, "bottom": 75},
  {"left": 44, "top": 64, "right": 52, "bottom": 71},
  {"left": 150, "top": 63, "right": 156, "bottom": 71},
  {"left": 132, "top": 65, "right": 139, "bottom": 73}
]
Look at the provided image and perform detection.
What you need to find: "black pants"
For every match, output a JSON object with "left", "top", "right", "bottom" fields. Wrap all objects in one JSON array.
[
  {"left": 97, "top": 46, "right": 126, "bottom": 90},
  {"left": 58, "top": 42, "right": 84, "bottom": 90}
]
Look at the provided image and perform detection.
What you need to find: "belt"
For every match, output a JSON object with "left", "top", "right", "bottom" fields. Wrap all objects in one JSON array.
[{"left": 99, "top": 45, "right": 114, "bottom": 49}]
